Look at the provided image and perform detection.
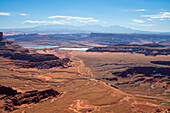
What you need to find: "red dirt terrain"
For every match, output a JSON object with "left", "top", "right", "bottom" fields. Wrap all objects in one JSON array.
[
  {"left": 0, "top": 85, "right": 61, "bottom": 112},
  {"left": 0, "top": 32, "right": 170, "bottom": 113}
]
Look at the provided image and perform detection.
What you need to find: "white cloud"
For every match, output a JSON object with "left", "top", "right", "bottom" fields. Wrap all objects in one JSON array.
[
  {"left": 136, "top": 9, "right": 146, "bottom": 12},
  {"left": 147, "top": 18, "right": 152, "bottom": 21},
  {"left": 24, "top": 20, "right": 65, "bottom": 25},
  {"left": 48, "top": 15, "right": 99, "bottom": 22},
  {"left": 138, "top": 24, "right": 154, "bottom": 26},
  {"left": 132, "top": 19, "right": 145, "bottom": 23},
  {"left": 77, "top": 19, "right": 99, "bottom": 23},
  {"left": 125, "top": 9, "right": 146, "bottom": 12},
  {"left": 48, "top": 15, "right": 94, "bottom": 20},
  {"left": 47, "top": 15, "right": 100, "bottom": 24},
  {"left": 24, "top": 15, "right": 100, "bottom": 25},
  {"left": 77, "top": 20, "right": 89, "bottom": 23},
  {"left": 20, "top": 13, "right": 27, "bottom": 16},
  {"left": 160, "top": 19, "right": 165, "bottom": 21},
  {"left": 0, "top": 12, "right": 10, "bottom": 16},
  {"left": 142, "top": 12, "right": 170, "bottom": 19},
  {"left": 88, "top": 19, "right": 99, "bottom": 22}
]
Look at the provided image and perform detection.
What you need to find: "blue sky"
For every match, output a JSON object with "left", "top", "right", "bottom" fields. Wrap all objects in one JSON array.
[{"left": 0, "top": 0, "right": 170, "bottom": 32}]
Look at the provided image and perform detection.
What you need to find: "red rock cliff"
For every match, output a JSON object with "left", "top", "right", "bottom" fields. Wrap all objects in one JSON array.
[{"left": 0, "top": 32, "right": 7, "bottom": 42}]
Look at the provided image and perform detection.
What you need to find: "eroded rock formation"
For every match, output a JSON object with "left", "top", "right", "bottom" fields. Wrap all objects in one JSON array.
[
  {"left": 109, "top": 67, "right": 170, "bottom": 90},
  {"left": 0, "top": 32, "right": 72, "bottom": 69},
  {"left": 0, "top": 32, "right": 29, "bottom": 53},
  {"left": 89, "top": 33, "right": 170, "bottom": 46},
  {"left": 151, "top": 61, "right": 170, "bottom": 66},
  {"left": 0, "top": 85, "right": 19, "bottom": 96},
  {"left": 16, "top": 58, "right": 71, "bottom": 69},
  {"left": 0, "top": 86, "right": 61, "bottom": 112},
  {"left": 86, "top": 44, "right": 170, "bottom": 56},
  {"left": 113, "top": 67, "right": 170, "bottom": 78}
]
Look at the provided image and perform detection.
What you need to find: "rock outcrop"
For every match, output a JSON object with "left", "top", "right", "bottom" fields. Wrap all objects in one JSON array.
[
  {"left": 151, "top": 61, "right": 170, "bottom": 66},
  {"left": 16, "top": 58, "right": 71, "bottom": 69},
  {"left": 0, "top": 32, "right": 29, "bottom": 53},
  {"left": 103, "top": 77, "right": 118, "bottom": 81},
  {"left": 0, "top": 85, "right": 19, "bottom": 96},
  {"left": 112, "top": 67, "right": 170, "bottom": 78},
  {"left": 0, "top": 32, "right": 8, "bottom": 42},
  {"left": 0, "top": 86, "right": 61, "bottom": 112},
  {"left": 86, "top": 44, "right": 170, "bottom": 56},
  {"left": 89, "top": 33, "right": 170, "bottom": 46},
  {"left": 109, "top": 66, "right": 170, "bottom": 90},
  {"left": 0, "top": 32, "right": 72, "bottom": 69}
]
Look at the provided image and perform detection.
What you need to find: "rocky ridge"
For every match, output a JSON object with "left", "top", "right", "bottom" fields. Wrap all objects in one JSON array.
[
  {"left": 89, "top": 33, "right": 170, "bottom": 46},
  {"left": 104, "top": 67, "right": 170, "bottom": 92},
  {"left": 0, "top": 32, "right": 72, "bottom": 69},
  {"left": 0, "top": 85, "right": 61, "bottom": 112},
  {"left": 87, "top": 43, "right": 170, "bottom": 56}
]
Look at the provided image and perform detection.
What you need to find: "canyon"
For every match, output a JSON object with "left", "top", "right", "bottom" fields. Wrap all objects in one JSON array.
[{"left": 0, "top": 32, "right": 169, "bottom": 112}]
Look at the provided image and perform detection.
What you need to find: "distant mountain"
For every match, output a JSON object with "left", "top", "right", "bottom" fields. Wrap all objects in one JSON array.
[
  {"left": 1, "top": 24, "right": 169, "bottom": 33},
  {"left": 88, "top": 33, "right": 170, "bottom": 46},
  {"left": 32, "top": 24, "right": 154, "bottom": 33}
]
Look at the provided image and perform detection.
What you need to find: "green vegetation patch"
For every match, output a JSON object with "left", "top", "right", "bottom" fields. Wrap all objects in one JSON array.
[{"left": 159, "top": 102, "right": 170, "bottom": 106}]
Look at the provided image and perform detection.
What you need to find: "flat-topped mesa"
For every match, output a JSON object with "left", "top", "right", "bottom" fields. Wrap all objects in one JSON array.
[
  {"left": 86, "top": 43, "right": 170, "bottom": 56},
  {"left": 143, "top": 42, "right": 164, "bottom": 47},
  {"left": 0, "top": 32, "right": 8, "bottom": 42}
]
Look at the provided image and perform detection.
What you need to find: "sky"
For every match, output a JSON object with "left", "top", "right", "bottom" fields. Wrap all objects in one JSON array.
[{"left": 0, "top": 0, "right": 170, "bottom": 32}]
